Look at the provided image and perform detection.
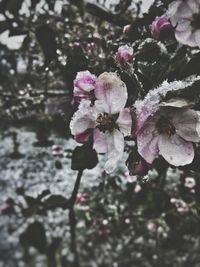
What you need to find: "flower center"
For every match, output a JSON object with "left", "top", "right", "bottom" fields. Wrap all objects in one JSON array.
[
  {"left": 96, "top": 113, "right": 117, "bottom": 132},
  {"left": 156, "top": 116, "right": 176, "bottom": 137},
  {"left": 191, "top": 13, "right": 200, "bottom": 29}
]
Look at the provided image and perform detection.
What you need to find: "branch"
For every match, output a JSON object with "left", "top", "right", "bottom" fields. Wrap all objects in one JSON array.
[
  {"left": 85, "top": 2, "right": 131, "bottom": 26},
  {"left": 69, "top": 170, "right": 83, "bottom": 267}
]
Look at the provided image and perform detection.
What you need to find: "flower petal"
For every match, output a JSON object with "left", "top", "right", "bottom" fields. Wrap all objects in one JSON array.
[
  {"left": 176, "top": 1, "right": 193, "bottom": 19},
  {"left": 104, "top": 129, "right": 124, "bottom": 173},
  {"left": 95, "top": 72, "right": 127, "bottom": 114},
  {"left": 158, "top": 134, "right": 194, "bottom": 166},
  {"left": 172, "top": 109, "right": 200, "bottom": 142},
  {"left": 175, "top": 29, "right": 197, "bottom": 47},
  {"left": 93, "top": 128, "right": 108, "bottom": 154},
  {"left": 160, "top": 98, "right": 192, "bottom": 108},
  {"left": 187, "top": 0, "right": 200, "bottom": 13},
  {"left": 116, "top": 108, "right": 132, "bottom": 136},
  {"left": 194, "top": 29, "right": 200, "bottom": 48},
  {"left": 70, "top": 100, "right": 97, "bottom": 137},
  {"left": 137, "top": 118, "right": 159, "bottom": 164}
]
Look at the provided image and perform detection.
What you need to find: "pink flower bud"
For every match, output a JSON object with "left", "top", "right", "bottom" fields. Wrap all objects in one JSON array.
[
  {"left": 150, "top": 15, "right": 174, "bottom": 40},
  {"left": 147, "top": 222, "right": 157, "bottom": 232},
  {"left": 86, "top": 42, "right": 96, "bottom": 50},
  {"left": 73, "top": 42, "right": 81, "bottom": 49},
  {"left": 115, "top": 45, "right": 133, "bottom": 65},
  {"left": 127, "top": 153, "right": 150, "bottom": 176},
  {"left": 123, "top": 24, "right": 131, "bottom": 34},
  {"left": 73, "top": 71, "right": 97, "bottom": 102}
]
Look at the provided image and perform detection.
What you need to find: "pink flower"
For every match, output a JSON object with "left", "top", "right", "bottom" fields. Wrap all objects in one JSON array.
[
  {"left": 150, "top": 15, "right": 174, "bottom": 40},
  {"left": 136, "top": 98, "right": 200, "bottom": 166},
  {"left": 73, "top": 71, "right": 97, "bottom": 102},
  {"left": 115, "top": 45, "right": 133, "bottom": 65},
  {"left": 70, "top": 72, "right": 132, "bottom": 173},
  {"left": 168, "top": 0, "right": 200, "bottom": 47}
]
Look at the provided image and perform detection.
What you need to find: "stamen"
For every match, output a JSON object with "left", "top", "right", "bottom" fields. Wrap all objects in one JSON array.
[
  {"left": 96, "top": 113, "right": 117, "bottom": 132},
  {"left": 156, "top": 116, "right": 176, "bottom": 137}
]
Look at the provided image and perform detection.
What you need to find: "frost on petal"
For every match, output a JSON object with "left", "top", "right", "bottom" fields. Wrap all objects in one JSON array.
[
  {"left": 104, "top": 130, "right": 124, "bottom": 173},
  {"left": 172, "top": 109, "right": 200, "bottom": 142},
  {"left": 137, "top": 118, "right": 159, "bottom": 164},
  {"left": 95, "top": 72, "right": 127, "bottom": 114},
  {"left": 134, "top": 77, "right": 200, "bottom": 130},
  {"left": 160, "top": 98, "right": 192, "bottom": 108},
  {"left": 93, "top": 128, "right": 108, "bottom": 154},
  {"left": 116, "top": 108, "right": 132, "bottom": 136},
  {"left": 158, "top": 134, "right": 194, "bottom": 166},
  {"left": 70, "top": 100, "right": 97, "bottom": 137}
]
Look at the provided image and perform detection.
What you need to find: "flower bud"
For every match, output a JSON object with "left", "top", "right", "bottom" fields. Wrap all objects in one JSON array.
[
  {"left": 123, "top": 24, "right": 131, "bottom": 34},
  {"left": 126, "top": 151, "right": 150, "bottom": 176},
  {"left": 73, "top": 71, "right": 97, "bottom": 102},
  {"left": 150, "top": 15, "right": 174, "bottom": 40},
  {"left": 115, "top": 45, "right": 133, "bottom": 65}
]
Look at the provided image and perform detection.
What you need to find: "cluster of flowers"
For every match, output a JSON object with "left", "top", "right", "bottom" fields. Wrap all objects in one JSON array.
[{"left": 70, "top": 0, "right": 200, "bottom": 174}]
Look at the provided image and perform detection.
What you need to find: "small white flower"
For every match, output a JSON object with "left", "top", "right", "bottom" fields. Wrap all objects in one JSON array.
[{"left": 184, "top": 177, "right": 196, "bottom": 188}]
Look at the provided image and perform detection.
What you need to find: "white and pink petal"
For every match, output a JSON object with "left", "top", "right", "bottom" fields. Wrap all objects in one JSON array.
[
  {"left": 137, "top": 118, "right": 159, "bottom": 164},
  {"left": 70, "top": 100, "right": 97, "bottom": 137},
  {"left": 172, "top": 109, "right": 200, "bottom": 142},
  {"left": 95, "top": 72, "right": 128, "bottom": 114},
  {"left": 93, "top": 128, "right": 108, "bottom": 154},
  {"left": 104, "top": 129, "right": 124, "bottom": 173},
  {"left": 158, "top": 134, "right": 194, "bottom": 166},
  {"left": 116, "top": 108, "right": 132, "bottom": 136}
]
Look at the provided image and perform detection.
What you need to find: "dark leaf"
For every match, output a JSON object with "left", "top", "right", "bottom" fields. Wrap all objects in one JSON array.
[
  {"left": 1, "top": 0, "right": 24, "bottom": 16},
  {"left": 44, "top": 195, "right": 69, "bottom": 209},
  {"left": 20, "top": 222, "right": 47, "bottom": 253},
  {"left": 71, "top": 143, "right": 98, "bottom": 171},
  {"left": 179, "top": 52, "right": 200, "bottom": 78},
  {"left": 0, "top": 21, "right": 10, "bottom": 34},
  {"left": 35, "top": 25, "right": 57, "bottom": 67}
]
